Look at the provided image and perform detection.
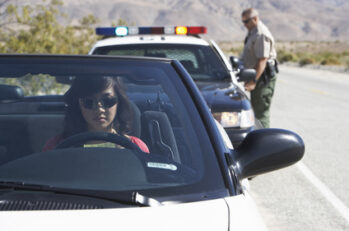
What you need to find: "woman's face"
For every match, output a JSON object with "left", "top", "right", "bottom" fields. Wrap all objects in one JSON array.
[{"left": 79, "top": 86, "right": 118, "bottom": 132}]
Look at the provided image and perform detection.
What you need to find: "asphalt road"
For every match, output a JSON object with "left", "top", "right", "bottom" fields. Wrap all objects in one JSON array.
[{"left": 249, "top": 65, "right": 349, "bottom": 231}]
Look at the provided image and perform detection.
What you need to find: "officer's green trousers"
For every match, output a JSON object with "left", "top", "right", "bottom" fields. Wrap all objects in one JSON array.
[{"left": 250, "top": 76, "right": 277, "bottom": 128}]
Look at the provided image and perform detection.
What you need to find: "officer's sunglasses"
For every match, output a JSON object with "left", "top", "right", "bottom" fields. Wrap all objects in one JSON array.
[
  {"left": 242, "top": 18, "right": 252, "bottom": 24},
  {"left": 79, "top": 96, "right": 118, "bottom": 110}
]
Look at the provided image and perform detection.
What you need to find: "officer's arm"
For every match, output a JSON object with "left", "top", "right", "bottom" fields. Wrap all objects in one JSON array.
[
  {"left": 255, "top": 57, "right": 268, "bottom": 81},
  {"left": 244, "top": 57, "right": 268, "bottom": 91}
]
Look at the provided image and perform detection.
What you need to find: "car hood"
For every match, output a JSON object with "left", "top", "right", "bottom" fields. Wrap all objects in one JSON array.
[
  {"left": 195, "top": 81, "right": 249, "bottom": 112},
  {"left": 1, "top": 195, "right": 267, "bottom": 231}
]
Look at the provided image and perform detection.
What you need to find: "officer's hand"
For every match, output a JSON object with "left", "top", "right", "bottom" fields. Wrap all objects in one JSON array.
[{"left": 244, "top": 81, "right": 256, "bottom": 91}]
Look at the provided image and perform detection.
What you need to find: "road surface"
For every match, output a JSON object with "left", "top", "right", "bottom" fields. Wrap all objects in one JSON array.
[{"left": 249, "top": 65, "right": 349, "bottom": 231}]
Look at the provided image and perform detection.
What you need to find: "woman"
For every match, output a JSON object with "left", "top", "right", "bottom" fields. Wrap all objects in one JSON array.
[{"left": 43, "top": 76, "right": 149, "bottom": 153}]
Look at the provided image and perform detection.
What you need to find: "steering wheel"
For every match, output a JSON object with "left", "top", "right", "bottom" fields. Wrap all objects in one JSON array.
[{"left": 55, "top": 132, "right": 142, "bottom": 151}]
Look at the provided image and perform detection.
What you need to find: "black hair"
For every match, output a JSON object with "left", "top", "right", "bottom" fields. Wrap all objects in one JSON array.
[{"left": 62, "top": 76, "right": 133, "bottom": 138}]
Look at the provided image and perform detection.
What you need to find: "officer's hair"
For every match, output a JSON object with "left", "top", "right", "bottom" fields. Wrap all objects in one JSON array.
[{"left": 242, "top": 8, "right": 259, "bottom": 18}]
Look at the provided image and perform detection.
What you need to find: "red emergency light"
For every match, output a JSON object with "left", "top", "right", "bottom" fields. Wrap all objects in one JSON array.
[{"left": 187, "top": 26, "right": 207, "bottom": 35}]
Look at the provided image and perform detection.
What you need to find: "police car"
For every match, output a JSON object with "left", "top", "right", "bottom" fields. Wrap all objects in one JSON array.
[{"left": 89, "top": 26, "right": 258, "bottom": 147}]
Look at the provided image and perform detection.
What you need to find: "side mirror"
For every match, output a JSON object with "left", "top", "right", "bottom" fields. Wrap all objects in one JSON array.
[
  {"left": 237, "top": 69, "right": 256, "bottom": 83},
  {"left": 230, "top": 56, "right": 241, "bottom": 70},
  {"left": 0, "top": 84, "right": 24, "bottom": 101},
  {"left": 230, "top": 128, "right": 305, "bottom": 180},
  {"left": 229, "top": 56, "right": 256, "bottom": 83}
]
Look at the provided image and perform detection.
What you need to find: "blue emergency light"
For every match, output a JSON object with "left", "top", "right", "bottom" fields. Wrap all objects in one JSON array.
[
  {"left": 115, "top": 26, "right": 128, "bottom": 36},
  {"left": 96, "top": 26, "right": 207, "bottom": 37}
]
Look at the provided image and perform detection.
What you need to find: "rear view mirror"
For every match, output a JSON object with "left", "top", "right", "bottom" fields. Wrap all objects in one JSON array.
[
  {"left": 0, "top": 84, "right": 24, "bottom": 101},
  {"left": 230, "top": 56, "right": 241, "bottom": 70},
  {"left": 231, "top": 128, "right": 305, "bottom": 180},
  {"left": 55, "top": 76, "right": 75, "bottom": 84}
]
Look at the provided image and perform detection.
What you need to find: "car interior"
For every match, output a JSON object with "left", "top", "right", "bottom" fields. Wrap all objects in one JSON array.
[
  {"left": 0, "top": 78, "right": 183, "bottom": 167},
  {"left": 0, "top": 79, "right": 209, "bottom": 193}
]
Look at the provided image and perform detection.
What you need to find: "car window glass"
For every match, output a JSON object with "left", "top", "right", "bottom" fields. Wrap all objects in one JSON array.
[
  {"left": 94, "top": 44, "right": 230, "bottom": 81},
  {"left": 0, "top": 58, "right": 226, "bottom": 199}
]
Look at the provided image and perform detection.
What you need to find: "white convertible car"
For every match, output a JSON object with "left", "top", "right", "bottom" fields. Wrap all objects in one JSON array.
[{"left": 0, "top": 54, "right": 304, "bottom": 230}]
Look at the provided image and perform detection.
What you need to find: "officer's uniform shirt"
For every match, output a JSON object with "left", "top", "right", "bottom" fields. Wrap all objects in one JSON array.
[{"left": 241, "top": 20, "right": 277, "bottom": 69}]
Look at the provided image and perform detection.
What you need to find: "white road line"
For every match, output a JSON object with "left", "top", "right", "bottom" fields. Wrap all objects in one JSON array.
[{"left": 296, "top": 162, "right": 349, "bottom": 223}]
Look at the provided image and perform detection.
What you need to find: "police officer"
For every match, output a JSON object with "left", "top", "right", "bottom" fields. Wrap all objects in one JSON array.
[{"left": 240, "top": 8, "right": 278, "bottom": 128}]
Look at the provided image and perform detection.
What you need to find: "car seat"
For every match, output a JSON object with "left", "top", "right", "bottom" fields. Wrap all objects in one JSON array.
[
  {"left": 0, "top": 114, "right": 64, "bottom": 165},
  {"left": 128, "top": 101, "right": 141, "bottom": 138},
  {"left": 180, "top": 60, "right": 195, "bottom": 72},
  {"left": 146, "top": 52, "right": 167, "bottom": 58},
  {"left": 141, "top": 111, "right": 180, "bottom": 163}
]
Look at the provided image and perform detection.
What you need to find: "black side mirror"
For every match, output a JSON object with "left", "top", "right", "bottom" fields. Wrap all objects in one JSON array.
[
  {"left": 0, "top": 84, "right": 24, "bottom": 101},
  {"left": 237, "top": 69, "right": 256, "bottom": 83},
  {"left": 229, "top": 56, "right": 256, "bottom": 83},
  {"left": 230, "top": 128, "right": 305, "bottom": 180}
]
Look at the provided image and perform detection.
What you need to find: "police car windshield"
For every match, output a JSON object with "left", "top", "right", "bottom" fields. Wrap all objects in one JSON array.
[{"left": 92, "top": 44, "right": 230, "bottom": 81}]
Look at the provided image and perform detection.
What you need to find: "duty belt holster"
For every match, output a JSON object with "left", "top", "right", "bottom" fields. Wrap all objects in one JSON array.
[
  {"left": 259, "top": 72, "right": 269, "bottom": 86},
  {"left": 260, "top": 59, "right": 279, "bottom": 86}
]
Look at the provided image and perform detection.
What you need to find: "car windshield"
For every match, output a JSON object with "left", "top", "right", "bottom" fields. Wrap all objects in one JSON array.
[
  {"left": 92, "top": 44, "right": 230, "bottom": 81},
  {"left": 0, "top": 55, "right": 227, "bottom": 202}
]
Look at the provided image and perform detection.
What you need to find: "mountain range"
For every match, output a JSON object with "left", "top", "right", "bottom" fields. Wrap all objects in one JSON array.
[{"left": 24, "top": 0, "right": 349, "bottom": 42}]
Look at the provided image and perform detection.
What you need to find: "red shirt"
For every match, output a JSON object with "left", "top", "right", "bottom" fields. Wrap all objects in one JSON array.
[{"left": 43, "top": 134, "right": 149, "bottom": 153}]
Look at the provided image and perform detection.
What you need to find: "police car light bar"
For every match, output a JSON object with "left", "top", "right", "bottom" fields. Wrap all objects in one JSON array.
[{"left": 96, "top": 26, "right": 207, "bottom": 37}]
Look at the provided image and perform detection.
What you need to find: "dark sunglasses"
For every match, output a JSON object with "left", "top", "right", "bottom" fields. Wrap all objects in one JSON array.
[
  {"left": 242, "top": 18, "right": 252, "bottom": 24},
  {"left": 79, "top": 96, "right": 118, "bottom": 110}
]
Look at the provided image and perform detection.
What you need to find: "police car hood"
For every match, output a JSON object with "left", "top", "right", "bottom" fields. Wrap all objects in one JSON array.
[
  {"left": 195, "top": 81, "right": 246, "bottom": 111},
  {"left": 1, "top": 196, "right": 267, "bottom": 231}
]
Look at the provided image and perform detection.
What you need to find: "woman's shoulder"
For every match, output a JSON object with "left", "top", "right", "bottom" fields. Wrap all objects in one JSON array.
[
  {"left": 42, "top": 134, "right": 64, "bottom": 152},
  {"left": 129, "top": 136, "right": 150, "bottom": 153}
]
